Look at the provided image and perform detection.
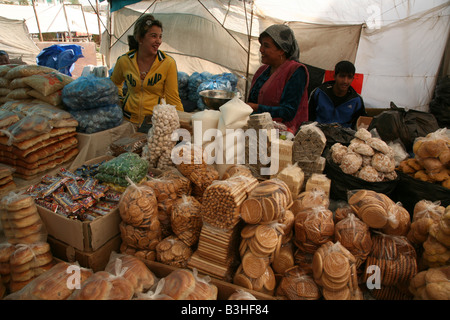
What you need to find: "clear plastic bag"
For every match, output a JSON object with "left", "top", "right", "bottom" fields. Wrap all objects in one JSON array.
[
  {"left": 62, "top": 75, "right": 119, "bottom": 111},
  {"left": 70, "top": 103, "right": 123, "bottom": 134}
]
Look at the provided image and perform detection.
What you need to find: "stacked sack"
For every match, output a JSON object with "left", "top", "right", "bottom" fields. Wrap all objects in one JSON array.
[
  {"left": 118, "top": 180, "right": 161, "bottom": 263},
  {"left": 398, "top": 128, "right": 450, "bottom": 188},
  {"left": 62, "top": 75, "right": 123, "bottom": 134},
  {"left": 0, "top": 64, "right": 19, "bottom": 104},
  {"left": 330, "top": 128, "right": 398, "bottom": 182},
  {"left": 409, "top": 265, "right": 450, "bottom": 300},
  {"left": 0, "top": 65, "right": 71, "bottom": 106}
]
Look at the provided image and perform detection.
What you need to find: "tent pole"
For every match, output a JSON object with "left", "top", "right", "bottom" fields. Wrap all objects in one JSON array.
[
  {"left": 244, "top": 1, "right": 254, "bottom": 101},
  {"left": 79, "top": 4, "right": 91, "bottom": 42},
  {"left": 62, "top": 4, "right": 73, "bottom": 42},
  {"left": 32, "top": 0, "right": 43, "bottom": 42},
  {"left": 96, "top": 0, "right": 105, "bottom": 65}
]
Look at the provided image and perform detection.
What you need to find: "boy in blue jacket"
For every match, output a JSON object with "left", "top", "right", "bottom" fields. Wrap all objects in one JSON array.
[{"left": 308, "top": 60, "right": 366, "bottom": 129}]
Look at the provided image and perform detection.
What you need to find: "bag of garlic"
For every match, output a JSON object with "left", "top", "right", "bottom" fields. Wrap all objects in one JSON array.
[{"left": 141, "top": 99, "right": 180, "bottom": 170}]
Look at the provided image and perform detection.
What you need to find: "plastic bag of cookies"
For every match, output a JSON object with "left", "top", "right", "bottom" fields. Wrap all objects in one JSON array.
[
  {"left": 334, "top": 213, "right": 372, "bottom": 268},
  {"left": 171, "top": 195, "right": 203, "bottom": 247},
  {"left": 118, "top": 178, "right": 158, "bottom": 228},
  {"left": 275, "top": 265, "right": 321, "bottom": 300},
  {"left": 156, "top": 235, "right": 193, "bottom": 268}
]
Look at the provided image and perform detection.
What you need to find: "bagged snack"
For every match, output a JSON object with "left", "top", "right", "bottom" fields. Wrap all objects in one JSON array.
[
  {"left": 22, "top": 72, "right": 73, "bottom": 97},
  {"left": 171, "top": 195, "right": 203, "bottom": 247}
]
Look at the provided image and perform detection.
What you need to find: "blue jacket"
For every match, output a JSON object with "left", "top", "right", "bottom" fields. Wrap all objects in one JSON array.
[{"left": 308, "top": 81, "right": 366, "bottom": 128}]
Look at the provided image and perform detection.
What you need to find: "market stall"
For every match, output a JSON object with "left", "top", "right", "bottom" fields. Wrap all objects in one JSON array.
[{"left": 0, "top": 61, "right": 449, "bottom": 303}]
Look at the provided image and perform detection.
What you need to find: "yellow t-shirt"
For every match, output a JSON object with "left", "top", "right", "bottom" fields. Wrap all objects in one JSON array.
[{"left": 110, "top": 49, "right": 183, "bottom": 125}]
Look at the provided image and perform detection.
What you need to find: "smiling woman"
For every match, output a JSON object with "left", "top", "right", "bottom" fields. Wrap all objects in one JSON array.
[
  {"left": 246, "top": 24, "right": 309, "bottom": 134},
  {"left": 110, "top": 13, "right": 183, "bottom": 128}
]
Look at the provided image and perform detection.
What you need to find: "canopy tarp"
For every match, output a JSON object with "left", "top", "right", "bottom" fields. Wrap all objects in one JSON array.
[
  {"left": 101, "top": 0, "right": 449, "bottom": 112},
  {"left": 0, "top": 3, "right": 105, "bottom": 35},
  {"left": 0, "top": 16, "right": 40, "bottom": 65}
]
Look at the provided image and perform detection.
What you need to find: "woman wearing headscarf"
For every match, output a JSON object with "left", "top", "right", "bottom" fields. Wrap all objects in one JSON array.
[
  {"left": 110, "top": 14, "right": 183, "bottom": 127},
  {"left": 247, "top": 25, "right": 309, "bottom": 134}
]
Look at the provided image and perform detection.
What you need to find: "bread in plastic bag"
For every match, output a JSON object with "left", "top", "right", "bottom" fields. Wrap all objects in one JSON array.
[
  {"left": 69, "top": 259, "right": 135, "bottom": 300},
  {"left": 104, "top": 252, "right": 157, "bottom": 294},
  {"left": 276, "top": 265, "right": 320, "bottom": 300},
  {"left": 0, "top": 190, "right": 48, "bottom": 245},
  {"left": 159, "top": 268, "right": 217, "bottom": 300},
  {"left": 407, "top": 200, "right": 445, "bottom": 244},
  {"left": 133, "top": 278, "right": 174, "bottom": 300},
  {"left": 227, "top": 289, "right": 258, "bottom": 300},
  {"left": 3, "top": 261, "right": 94, "bottom": 300},
  {"left": 409, "top": 265, "right": 450, "bottom": 300}
]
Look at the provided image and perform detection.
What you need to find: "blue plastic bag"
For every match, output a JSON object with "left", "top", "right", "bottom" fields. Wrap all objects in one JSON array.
[{"left": 36, "top": 44, "right": 84, "bottom": 76}]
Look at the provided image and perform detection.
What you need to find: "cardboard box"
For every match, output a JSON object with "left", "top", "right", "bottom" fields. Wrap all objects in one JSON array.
[
  {"left": 142, "top": 259, "right": 277, "bottom": 300},
  {"left": 37, "top": 154, "right": 120, "bottom": 252},
  {"left": 38, "top": 205, "right": 121, "bottom": 252},
  {"left": 47, "top": 234, "right": 122, "bottom": 272}
]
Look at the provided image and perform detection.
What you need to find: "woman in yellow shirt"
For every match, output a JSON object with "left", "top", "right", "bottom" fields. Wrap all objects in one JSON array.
[{"left": 110, "top": 14, "right": 183, "bottom": 127}]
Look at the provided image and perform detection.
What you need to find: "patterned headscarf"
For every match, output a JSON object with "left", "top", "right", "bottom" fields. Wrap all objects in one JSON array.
[{"left": 259, "top": 24, "right": 300, "bottom": 62}]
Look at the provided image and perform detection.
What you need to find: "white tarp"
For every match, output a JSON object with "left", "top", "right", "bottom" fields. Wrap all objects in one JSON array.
[
  {"left": 0, "top": 16, "right": 40, "bottom": 65},
  {"left": 102, "top": 0, "right": 449, "bottom": 111},
  {"left": 0, "top": 3, "right": 105, "bottom": 35}
]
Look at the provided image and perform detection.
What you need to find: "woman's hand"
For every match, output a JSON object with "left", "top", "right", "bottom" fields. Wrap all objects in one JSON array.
[{"left": 247, "top": 102, "right": 259, "bottom": 111}]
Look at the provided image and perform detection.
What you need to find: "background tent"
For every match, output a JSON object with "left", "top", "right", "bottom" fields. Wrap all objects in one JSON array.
[
  {"left": 101, "top": 0, "right": 449, "bottom": 112},
  {"left": 0, "top": 3, "right": 105, "bottom": 35},
  {"left": 0, "top": 16, "right": 40, "bottom": 65}
]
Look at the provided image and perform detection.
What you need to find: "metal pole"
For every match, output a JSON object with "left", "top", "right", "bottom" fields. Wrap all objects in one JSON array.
[
  {"left": 96, "top": 0, "right": 105, "bottom": 65},
  {"left": 32, "top": 0, "right": 43, "bottom": 42},
  {"left": 79, "top": 4, "right": 91, "bottom": 42}
]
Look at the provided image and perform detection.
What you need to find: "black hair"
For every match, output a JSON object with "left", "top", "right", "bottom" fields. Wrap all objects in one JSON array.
[
  {"left": 0, "top": 50, "right": 8, "bottom": 57},
  {"left": 130, "top": 13, "right": 163, "bottom": 50},
  {"left": 334, "top": 60, "right": 355, "bottom": 76}
]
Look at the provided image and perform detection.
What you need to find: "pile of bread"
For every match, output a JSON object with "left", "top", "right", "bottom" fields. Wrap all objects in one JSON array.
[
  {"left": 0, "top": 192, "right": 47, "bottom": 245},
  {"left": 409, "top": 265, "right": 450, "bottom": 300},
  {"left": 0, "top": 103, "right": 78, "bottom": 180},
  {"left": 407, "top": 200, "right": 450, "bottom": 268},
  {"left": 331, "top": 128, "right": 398, "bottom": 182},
  {"left": 0, "top": 164, "right": 15, "bottom": 196},
  {"left": 397, "top": 128, "right": 450, "bottom": 188}
]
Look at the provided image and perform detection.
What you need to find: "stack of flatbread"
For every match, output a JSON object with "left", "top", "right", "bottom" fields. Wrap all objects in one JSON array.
[{"left": 0, "top": 163, "right": 16, "bottom": 196}]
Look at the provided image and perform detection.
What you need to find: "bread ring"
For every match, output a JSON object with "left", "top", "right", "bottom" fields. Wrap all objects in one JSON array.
[
  {"left": 5, "top": 195, "right": 34, "bottom": 211},
  {"left": 31, "top": 251, "right": 53, "bottom": 268},
  {"left": 31, "top": 242, "right": 51, "bottom": 256},
  {"left": 8, "top": 231, "right": 45, "bottom": 245},
  {"left": 10, "top": 246, "right": 34, "bottom": 267},
  {"left": 11, "top": 268, "right": 35, "bottom": 282},
  {"left": 4, "top": 222, "right": 43, "bottom": 238},
  {"left": 2, "top": 211, "right": 41, "bottom": 229},
  {"left": 6, "top": 205, "right": 38, "bottom": 220}
]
